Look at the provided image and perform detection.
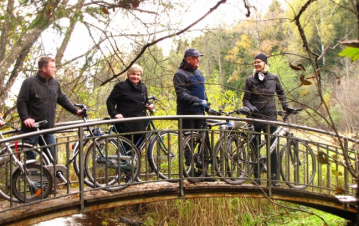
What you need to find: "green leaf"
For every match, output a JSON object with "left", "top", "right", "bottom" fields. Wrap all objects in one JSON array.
[{"left": 338, "top": 47, "right": 359, "bottom": 62}]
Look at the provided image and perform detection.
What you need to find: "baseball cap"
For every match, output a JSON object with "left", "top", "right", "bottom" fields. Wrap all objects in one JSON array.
[{"left": 184, "top": 48, "right": 203, "bottom": 58}]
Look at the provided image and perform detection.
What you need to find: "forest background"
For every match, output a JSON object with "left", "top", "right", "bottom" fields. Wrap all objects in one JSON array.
[{"left": 0, "top": 0, "right": 358, "bottom": 135}]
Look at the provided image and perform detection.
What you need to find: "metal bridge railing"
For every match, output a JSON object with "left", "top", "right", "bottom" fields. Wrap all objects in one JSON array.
[{"left": 0, "top": 115, "right": 357, "bottom": 213}]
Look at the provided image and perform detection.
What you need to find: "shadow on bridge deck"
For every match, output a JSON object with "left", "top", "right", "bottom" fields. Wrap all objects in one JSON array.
[{"left": 0, "top": 181, "right": 355, "bottom": 226}]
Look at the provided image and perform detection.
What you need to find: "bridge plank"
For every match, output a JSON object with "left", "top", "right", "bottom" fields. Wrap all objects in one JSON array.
[{"left": 0, "top": 181, "right": 357, "bottom": 225}]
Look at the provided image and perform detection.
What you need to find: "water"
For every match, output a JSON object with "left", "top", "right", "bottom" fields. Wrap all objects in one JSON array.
[{"left": 32, "top": 212, "right": 118, "bottom": 226}]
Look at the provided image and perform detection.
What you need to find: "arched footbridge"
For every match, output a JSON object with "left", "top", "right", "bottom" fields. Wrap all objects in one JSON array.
[{"left": 0, "top": 116, "right": 358, "bottom": 225}]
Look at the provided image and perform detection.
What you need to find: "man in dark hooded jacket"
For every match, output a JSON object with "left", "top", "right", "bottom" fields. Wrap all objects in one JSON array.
[{"left": 173, "top": 48, "right": 209, "bottom": 130}]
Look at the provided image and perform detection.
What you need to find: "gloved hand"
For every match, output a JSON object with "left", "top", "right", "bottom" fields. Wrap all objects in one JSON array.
[
  {"left": 236, "top": 107, "right": 251, "bottom": 115},
  {"left": 248, "top": 105, "right": 259, "bottom": 113},
  {"left": 206, "top": 108, "right": 220, "bottom": 115},
  {"left": 197, "top": 99, "right": 210, "bottom": 108},
  {"left": 285, "top": 106, "right": 295, "bottom": 114}
]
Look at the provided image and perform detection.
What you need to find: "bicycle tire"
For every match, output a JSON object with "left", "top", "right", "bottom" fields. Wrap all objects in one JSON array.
[
  {"left": 72, "top": 139, "right": 100, "bottom": 188},
  {"left": 147, "top": 132, "right": 179, "bottom": 180},
  {"left": 215, "top": 133, "right": 256, "bottom": 185},
  {"left": 280, "top": 139, "right": 316, "bottom": 189},
  {"left": 182, "top": 133, "right": 209, "bottom": 182},
  {"left": 0, "top": 143, "right": 50, "bottom": 202},
  {"left": 12, "top": 163, "right": 53, "bottom": 203},
  {"left": 84, "top": 136, "right": 141, "bottom": 190}
]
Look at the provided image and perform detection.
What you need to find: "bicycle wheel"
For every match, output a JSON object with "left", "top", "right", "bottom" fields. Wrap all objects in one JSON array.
[
  {"left": 12, "top": 163, "right": 53, "bottom": 203},
  {"left": 0, "top": 143, "right": 50, "bottom": 202},
  {"left": 280, "top": 139, "right": 316, "bottom": 189},
  {"left": 182, "top": 133, "right": 209, "bottom": 182},
  {"left": 215, "top": 133, "right": 256, "bottom": 185},
  {"left": 147, "top": 132, "right": 179, "bottom": 180},
  {"left": 85, "top": 136, "right": 141, "bottom": 190},
  {"left": 72, "top": 139, "right": 100, "bottom": 188}
]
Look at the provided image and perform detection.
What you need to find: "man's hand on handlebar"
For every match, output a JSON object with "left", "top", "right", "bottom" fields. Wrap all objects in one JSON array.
[
  {"left": 205, "top": 108, "right": 221, "bottom": 115},
  {"left": 24, "top": 118, "right": 35, "bottom": 128},
  {"left": 77, "top": 110, "right": 85, "bottom": 117},
  {"left": 74, "top": 104, "right": 88, "bottom": 118},
  {"left": 196, "top": 99, "right": 210, "bottom": 108},
  {"left": 114, "top": 114, "right": 124, "bottom": 119}
]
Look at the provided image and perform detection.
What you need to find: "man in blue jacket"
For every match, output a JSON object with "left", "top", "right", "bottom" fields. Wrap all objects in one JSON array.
[
  {"left": 173, "top": 49, "right": 216, "bottom": 181},
  {"left": 173, "top": 48, "right": 209, "bottom": 130}
]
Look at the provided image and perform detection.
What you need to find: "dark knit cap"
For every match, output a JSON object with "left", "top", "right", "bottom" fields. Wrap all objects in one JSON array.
[{"left": 254, "top": 53, "right": 267, "bottom": 64}]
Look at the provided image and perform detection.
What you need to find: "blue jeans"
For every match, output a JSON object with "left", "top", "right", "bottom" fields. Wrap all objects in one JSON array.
[{"left": 25, "top": 133, "right": 57, "bottom": 162}]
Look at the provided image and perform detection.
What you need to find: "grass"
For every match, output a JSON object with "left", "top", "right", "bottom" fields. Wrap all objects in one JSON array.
[{"left": 91, "top": 198, "right": 348, "bottom": 226}]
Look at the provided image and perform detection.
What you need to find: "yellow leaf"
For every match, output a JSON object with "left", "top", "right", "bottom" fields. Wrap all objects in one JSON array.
[
  {"left": 335, "top": 187, "right": 345, "bottom": 195},
  {"left": 300, "top": 74, "right": 312, "bottom": 85},
  {"left": 289, "top": 62, "right": 303, "bottom": 71},
  {"left": 331, "top": 169, "right": 342, "bottom": 176},
  {"left": 317, "top": 151, "right": 329, "bottom": 164}
]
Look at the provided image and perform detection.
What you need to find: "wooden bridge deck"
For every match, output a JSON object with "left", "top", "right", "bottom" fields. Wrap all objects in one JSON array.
[{"left": 0, "top": 181, "right": 356, "bottom": 226}]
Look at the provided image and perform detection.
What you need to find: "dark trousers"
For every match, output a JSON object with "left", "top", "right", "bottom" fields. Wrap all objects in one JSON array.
[
  {"left": 182, "top": 118, "right": 206, "bottom": 130},
  {"left": 252, "top": 126, "right": 278, "bottom": 176},
  {"left": 24, "top": 133, "right": 57, "bottom": 162}
]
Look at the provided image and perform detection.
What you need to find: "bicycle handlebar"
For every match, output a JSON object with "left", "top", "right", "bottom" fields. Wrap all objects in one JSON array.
[
  {"left": 74, "top": 104, "right": 88, "bottom": 118},
  {"left": 147, "top": 95, "right": 157, "bottom": 115},
  {"left": 235, "top": 107, "right": 302, "bottom": 122},
  {"left": 278, "top": 108, "right": 302, "bottom": 122}
]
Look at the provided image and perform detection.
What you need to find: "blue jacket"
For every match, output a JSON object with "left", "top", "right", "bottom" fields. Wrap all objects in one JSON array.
[{"left": 173, "top": 59, "right": 206, "bottom": 115}]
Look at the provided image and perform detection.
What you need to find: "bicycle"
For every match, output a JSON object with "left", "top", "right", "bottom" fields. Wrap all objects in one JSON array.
[
  {"left": 181, "top": 106, "right": 233, "bottom": 182},
  {"left": 215, "top": 107, "right": 316, "bottom": 189},
  {"left": 0, "top": 118, "right": 53, "bottom": 203},
  {"left": 101, "top": 96, "right": 180, "bottom": 181},
  {"left": 72, "top": 104, "right": 141, "bottom": 190}
]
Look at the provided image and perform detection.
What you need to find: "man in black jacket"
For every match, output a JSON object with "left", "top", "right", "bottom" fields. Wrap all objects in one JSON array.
[
  {"left": 17, "top": 56, "right": 83, "bottom": 160},
  {"left": 173, "top": 48, "right": 209, "bottom": 130}
]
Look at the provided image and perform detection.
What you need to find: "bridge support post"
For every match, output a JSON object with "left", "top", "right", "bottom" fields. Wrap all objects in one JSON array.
[
  {"left": 266, "top": 123, "right": 272, "bottom": 196},
  {"left": 178, "top": 118, "right": 185, "bottom": 198},
  {"left": 79, "top": 126, "right": 85, "bottom": 210}
]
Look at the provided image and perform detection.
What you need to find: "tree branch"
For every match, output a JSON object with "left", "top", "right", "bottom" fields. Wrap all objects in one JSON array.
[{"left": 100, "top": 0, "right": 227, "bottom": 86}]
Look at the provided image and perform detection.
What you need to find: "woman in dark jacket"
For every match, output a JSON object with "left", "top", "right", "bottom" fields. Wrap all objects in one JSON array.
[
  {"left": 106, "top": 64, "right": 154, "bottom": 144},
  {"left": 242, "top": 53, "right": 294, "bottom": 186}
]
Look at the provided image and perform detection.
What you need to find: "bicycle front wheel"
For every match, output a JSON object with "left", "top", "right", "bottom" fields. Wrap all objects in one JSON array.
[
  {"left": 12, "top": 163, "right": 53, "bottom": 203},
  {"left": 280, "top": 139, "right": 316, "bottom": 189},
  {"left": 147, "top": 132, "right": 179, "bottom": 180},
  {"left": 215, "top": 133, "right": 256, "bottom": 185},
  {"left": 182, "top": 133, "right": 209, "bottom": 182},
  {"left": 0, "top": 143, "right": 50, "bottom": 202},
  {"left": 85, "top": 136, "right": 141, "bottom": 190}
]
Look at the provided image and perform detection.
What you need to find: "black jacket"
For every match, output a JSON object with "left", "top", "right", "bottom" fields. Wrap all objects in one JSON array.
[
  {"left": 17, "top": 73, "right": 78, "bottom": 130},
  {"left": 173, "top": 59, "right": 206, "bottom": 115},
  {"left": 242, "top": 72, "right": 287, "bottom": 129},
  {"left": 106, "top": 79, "right": 149, "bottom": 133}
]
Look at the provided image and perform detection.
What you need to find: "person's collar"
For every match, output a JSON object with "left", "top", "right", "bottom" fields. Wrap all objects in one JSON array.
[
  {"left": 37, "top": 71, "right": 53, "bottom": 82},
  {"left": 36, "top": 72, "right": 47, "bottom": 83},
  {"left": 126, "top": 78, "right": 142, "bottom": 90},
  {"left": 179, "top": 59, "right": 197, "bottom": 72},
  {"left": 256, "top": 71, "right": 268, "bottom": 81}
]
